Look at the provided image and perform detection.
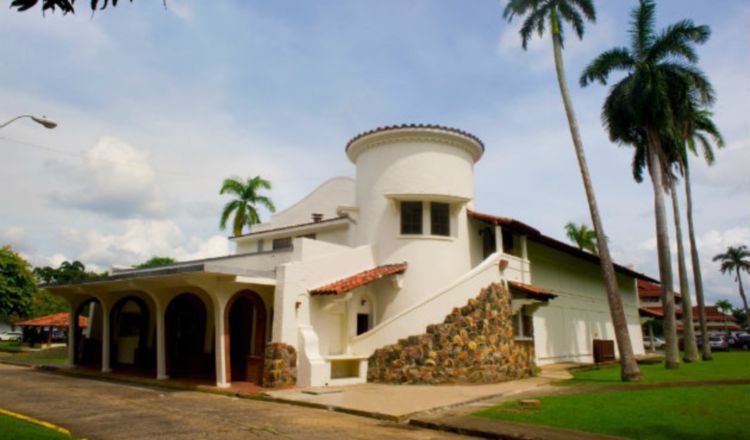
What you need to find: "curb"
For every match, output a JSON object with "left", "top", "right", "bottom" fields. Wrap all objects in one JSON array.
[{"left": 0, "top": 407, "right": 74, "bottom": 438}]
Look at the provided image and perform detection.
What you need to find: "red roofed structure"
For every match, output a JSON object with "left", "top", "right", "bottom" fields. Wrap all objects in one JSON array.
[
  {"left": 309, "top": 263, "right": 408, "bottom": 296},
  {"left": 16, "top": 312, "right": 88, "bottom": 328}
]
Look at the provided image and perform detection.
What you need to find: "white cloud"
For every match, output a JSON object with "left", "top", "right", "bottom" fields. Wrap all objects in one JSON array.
[
  {"left": 57, "top": 219, "right": 229, "bottom": 270},
  {"left": 48, "top": 136, "right": 168, "bottom": 218}
]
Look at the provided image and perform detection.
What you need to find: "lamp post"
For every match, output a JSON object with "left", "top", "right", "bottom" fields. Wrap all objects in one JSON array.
[{"left": 0, "top": 114, "right": 58, "bottom": 130}]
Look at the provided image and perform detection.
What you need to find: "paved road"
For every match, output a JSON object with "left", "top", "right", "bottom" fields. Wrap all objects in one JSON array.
[{"left": 0, "top": 364, "right": 466, "bottom": 439}]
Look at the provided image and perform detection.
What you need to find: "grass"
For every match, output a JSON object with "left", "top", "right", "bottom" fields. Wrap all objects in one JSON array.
[
  {"left": 0, "top": 412, "right": 73, "bottom": 440},
  {"left": 476, "top": 385, "right": 750, "bottom": 440},
  {"left": 0, "top": 341, "right": 23, "bottom": 353},
  {"left": 567, "top": 352, "right": 750, "bottom": 385}
]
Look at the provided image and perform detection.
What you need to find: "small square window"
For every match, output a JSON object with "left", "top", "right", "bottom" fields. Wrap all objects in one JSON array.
[
  {"left": 430, "top": 202, "right": 450, "bottom": 236},
  {"left": 401, "top": 201, "right": 423, "bottom": 235},
  {"left": 272, "top": 237, "right": 292, "bottom": 250}
]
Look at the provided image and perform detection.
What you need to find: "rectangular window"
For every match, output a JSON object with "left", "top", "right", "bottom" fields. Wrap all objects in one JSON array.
[
  {"left": 356, "top": 313, "right": 370, "bottom": 335},
  {"left": 430, "top": 202, "right": 450, "bottom": 236},
  {"left": 400, "top": 201, "right": 423, "bottom": 235},
  {"left": 272, "top": 237, "right": 292, "bottom": 250},
  {"left": 512, "top": 307, "right": 534, "bottom": 339}
]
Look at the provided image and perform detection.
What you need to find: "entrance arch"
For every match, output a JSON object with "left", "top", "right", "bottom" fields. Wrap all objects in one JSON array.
[
  {"left": 110, "top": 296, "right": 152, "bottom": 373},
  {"left": 74, "top": 298, "right": 103, "bottom": 368},
  {"left": 165, "top": 293, "right": 214, "bottom": 379},
  {"left": 225, "top": 290, "right": 267, "bottom": 384}
]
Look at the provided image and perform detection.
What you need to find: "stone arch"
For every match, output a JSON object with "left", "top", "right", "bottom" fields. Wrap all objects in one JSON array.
[
  {"left": 224, "top": 290, "right": 267, "bottom": 384},
  {"left": 165, "top": 292, "right": 214, "bottom": 379}
]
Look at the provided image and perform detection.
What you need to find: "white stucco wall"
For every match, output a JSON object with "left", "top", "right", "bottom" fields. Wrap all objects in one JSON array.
[{"left": 526, "top": 241, "right": 645, "bottom": 364}]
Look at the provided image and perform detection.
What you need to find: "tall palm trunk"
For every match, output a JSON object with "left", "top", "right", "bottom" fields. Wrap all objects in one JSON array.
[
  {"left": 670, "top": 180, "right": 698, "bottom": 362},
  {"left": 550, "top": 10, "right": 641, "bottom": 381},
  {"left": 736, "top": 268, "right": 750, "bottom": 329},
  {"left": 646, "top": 131, "right": 679, "bottom": 369},
  {"left": 684, "top": 161, "right": 712, "bottom": 359}
]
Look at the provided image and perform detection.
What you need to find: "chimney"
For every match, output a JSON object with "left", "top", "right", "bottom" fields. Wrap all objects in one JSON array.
[{"left": 312, "top": 213, "right": 323, "bottom": 223}]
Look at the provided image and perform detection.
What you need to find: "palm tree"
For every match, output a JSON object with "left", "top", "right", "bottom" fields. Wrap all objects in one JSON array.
[
  {"left": 714, "top": 299, "right": 734, "bottom": 335},
  {"left": 219, "top": 176, "right": 276, "bottom": 237},
  {"left": 580, "top": 0, "right": 713, "bottom": 369},
  {"left": 713, "top": 246, "right": 750, "bottom": 329},
  {"left": 677, "top": 103, "right": 724, "bottom": 360},
  {"left": 503, "top": 0, "right": 642, "bottom": 381},
  {"left": 564, "top": 222, "right": 597, "bottom": 254}
]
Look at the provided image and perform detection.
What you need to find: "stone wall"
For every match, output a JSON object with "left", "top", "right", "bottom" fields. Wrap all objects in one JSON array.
[
  {"left": 367, "top": 282, "right": 535, "bottom": 384},
  {"left": 262, "top": 342, "right": 297, "bottom": 388}
]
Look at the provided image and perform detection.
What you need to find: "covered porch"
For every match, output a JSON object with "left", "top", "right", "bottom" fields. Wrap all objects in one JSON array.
[{"left": 46, "top": 256, "right": 277, "bottom": 388}]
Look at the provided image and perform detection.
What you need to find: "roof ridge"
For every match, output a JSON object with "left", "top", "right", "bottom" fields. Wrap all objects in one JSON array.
[{"left": 345, "top": 123, "right": 484, "bottom": 152}]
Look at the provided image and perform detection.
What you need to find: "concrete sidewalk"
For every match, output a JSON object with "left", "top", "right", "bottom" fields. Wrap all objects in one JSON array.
[{"left": 265, "top": 364, "right": 577, "bottom": 421}]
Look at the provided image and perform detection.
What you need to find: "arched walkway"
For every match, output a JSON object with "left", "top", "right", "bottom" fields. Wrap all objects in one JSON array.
[
  {"left": 74, "top": 298, "right": 103, "bottom": 369},
  {"left": 225, "top": 290, "right": 267, "bottom": 384},
  {"left": 109, "top": 296, "right": 153, "bottom": 374},
  {"left": 165, "top": 293, "right": 214, "bottom": 379}
]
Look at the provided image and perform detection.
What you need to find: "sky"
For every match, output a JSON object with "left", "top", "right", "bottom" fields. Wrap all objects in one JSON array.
[{"left": 0, "top": 0, "right": 748, "bottom": 307}]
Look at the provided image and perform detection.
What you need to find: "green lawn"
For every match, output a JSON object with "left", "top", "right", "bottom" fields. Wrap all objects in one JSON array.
[
  {"left": 567, "top": 352, "right": 750, "bottom": 385},
  {"left": 0, "top": 413, "right": 73, "bottom": 440},
  {"left": 0, "top": 341, "right": 23, "bottom": 353},
  {"left": 475, "top": 385, "right": 750, "bottom": 440}
]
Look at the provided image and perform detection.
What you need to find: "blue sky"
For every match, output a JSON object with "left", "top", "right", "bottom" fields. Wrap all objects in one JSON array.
[{"left": 0, "top": 0, "right": 748, "bottom": 306}]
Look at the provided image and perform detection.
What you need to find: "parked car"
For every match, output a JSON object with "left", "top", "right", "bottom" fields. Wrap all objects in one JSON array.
[
  {"left": 734, "top": 333, "right": 750, "bottom": 350},
  {"left": 643, "top": 336, "right": 665, "bottom": 349},
  {"left": 708, "top": 335, "right": 729, "bottom": 351},
  {"left": 0, "top": 331, "right": 23, "bottom": 343}
]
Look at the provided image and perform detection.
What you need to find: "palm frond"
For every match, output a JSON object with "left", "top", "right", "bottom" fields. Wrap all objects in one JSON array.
[
  {"left": 580, "top": 47, "right": 634, "bottom": 86},
  {"left": 219, "top": 200, "right": 241, "bottom": 230},
  {"left": 647, "top": 20, "right": 710, "bottom": 64},
  {"left": 219, "top": 177, "right": 245, "bottom": 196},
  {"left": 558, "top": 1, "right": 585, "bottom": 40},
  {"left": 630, "top": 0, "right": 656, "bottom": 59}
]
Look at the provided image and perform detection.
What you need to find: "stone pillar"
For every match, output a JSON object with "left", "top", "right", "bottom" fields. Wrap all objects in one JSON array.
[
  {"left": 214, "top": 301, "right": 229, "bottom": 387},
  {"left": 101, "top": 301, "right": 111, "bottom": 373},
  {"left": 68, "top": 306, "right": 77, "bottom": 367},
  {"left": 155, "top": 299, "right": 168, "bottom": 380}
]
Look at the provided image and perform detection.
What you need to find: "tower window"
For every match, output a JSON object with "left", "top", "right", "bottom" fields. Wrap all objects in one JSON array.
[
  {"left": 430, "top": 202, "right": 450, "bottom": 236},
  {"left": 400, "top": 201, "right": 423, "bottom": 235}
]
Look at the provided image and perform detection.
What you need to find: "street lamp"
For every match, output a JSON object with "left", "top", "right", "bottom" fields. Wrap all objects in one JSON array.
[{"left": 0, "top": 114, "right": 58, "bottom": 130}]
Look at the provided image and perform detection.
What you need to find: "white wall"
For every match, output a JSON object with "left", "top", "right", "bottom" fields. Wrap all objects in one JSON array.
[{"left": 527, "top": 241, "right": 645, "bottom": 364}]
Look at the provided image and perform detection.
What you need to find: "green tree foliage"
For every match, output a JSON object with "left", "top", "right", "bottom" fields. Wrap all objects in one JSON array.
[
  {"left": 30, "top": 289, "right": 69, "bottom": 317},
  {"left": 132, "top": 256, "right": 176, "bottom": 269},
  {"left": 713, "top": 245, "right": 750, "bottom": 329},
  {"left": 0, "top": 245, "right": 36, "bottom": 321},
  {"left": 220, "top": 175, "right": 276, "bottom": 237},
  {"left": 564, "top": 222, "right": 598, "bottom": 254},
  {"left": 10, "top": 0, "right": 134, "bottom": 15},
  {"left": 581, "top": 0, "right": 713, "bottom": 370},
  {"left": 33, "top": 260, "right": 106, "bottom": 284}
]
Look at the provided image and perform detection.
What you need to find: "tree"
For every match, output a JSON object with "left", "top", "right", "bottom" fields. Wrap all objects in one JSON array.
[
  {"left": 580, "top": 0, "right": 713, "bottom": 369},
  {"left": 133, "top": 256, "right": 176, "bottom": 269},
  {"left": 713, "top": 245, "right": 750, "bottom": 329},
  {"left": 30, "top": 289, "right": 69, "bottom": 318},
  {"left": 503, "top": 0, "right": 641, "bottom": 381},
  {"left": 33, "top": 260, "right": 105, "bottom": 284},
  {"left": 0, "top": 245, "right": 36, "bottom": 321},
  {"left": 714, "top": 299, "right": 734, "bottom": 335},
  {"left": 564, "top": 222, "right": 598, "bottom": 254},
  {"left": 219, "top": 176, "right": 276, "bottom": 237},
  {"left": 10, "top": 0, "right": 136, "bottom": 14}
]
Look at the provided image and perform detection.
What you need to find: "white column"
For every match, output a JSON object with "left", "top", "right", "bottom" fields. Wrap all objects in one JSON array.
[
  {"left": 520, "top": 235, "right": 529, "bottom": 283},
  {"left": 156, "top": 300, "right": 168, "bottom": 380},
  {"left": 67, "top": 307, "right": 76, "bottom": 367},
  {"left": 495, "top": 225, "right": 504, "bottom": 254},
  {"left": 214, "top": 301, "right": 229, "bottom": 387},
  {"left": 101, "top": 301, "right": 111, "bottom": 373}
]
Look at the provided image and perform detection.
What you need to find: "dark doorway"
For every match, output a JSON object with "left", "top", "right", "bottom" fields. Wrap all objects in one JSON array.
[
  {"left": 356, "top": 313, "right": 370, "bottom": 335},
  {"left": 110, "top": 296, "right": 152, "bottom": 373},
  {"left": 166, "top": 293, "right": 213, "bottom": 379},
  {"left": 481, "top": 226, "right": 496, "bottom": 259},
  {"left": 225, "top": 291, "right": 266, "bottom": 384},
  {"left": 74, "top": 299, "right": 102, "bottom": 369}
]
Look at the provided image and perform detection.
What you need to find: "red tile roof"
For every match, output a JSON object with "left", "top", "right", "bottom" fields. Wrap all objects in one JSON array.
[
  {"left": 640, "top": 307, "right": 664, "bottom": 318},
  {"left": 16, "top": 313, "right": 88, "bottom": 328},
  {"left": 309, "top": 263, "right": 408, "bottom": 296},
  {"left": 508, "top": 281, "right": 558, "bottom": 301},
  {"left": 468, "top": 210, "right": 658, "bottom": 283},
  {"left": 642, "top": 305, "right": 737, "bottom": 322},
  {"left": 638, "top": 279, "right": 682, "bottom": 299},
  {"left": 346, "top": 124, "right": 485, "bottom": 152}
]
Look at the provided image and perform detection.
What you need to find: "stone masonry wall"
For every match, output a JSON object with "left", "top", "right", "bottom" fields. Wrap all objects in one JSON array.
[
  {"left": 263, "top": 342, "right": 297, "bottom": 388},
  {"left": 367, "top": 282, "right": 535, "bottom": 384}
]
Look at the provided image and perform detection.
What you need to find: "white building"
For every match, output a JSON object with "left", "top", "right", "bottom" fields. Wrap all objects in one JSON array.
[{"left": 48, "top": 124, "right": 649, "bottom": 389}]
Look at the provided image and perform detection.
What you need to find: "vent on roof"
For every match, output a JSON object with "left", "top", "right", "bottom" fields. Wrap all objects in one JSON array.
[{"left": 312, "top": 213, "right": 324, "bottom": 223}]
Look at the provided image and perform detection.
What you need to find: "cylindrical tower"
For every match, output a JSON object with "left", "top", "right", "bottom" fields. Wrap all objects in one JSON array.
[{"left": 346, "top": 124, "right": 484, "bottom": 317}]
